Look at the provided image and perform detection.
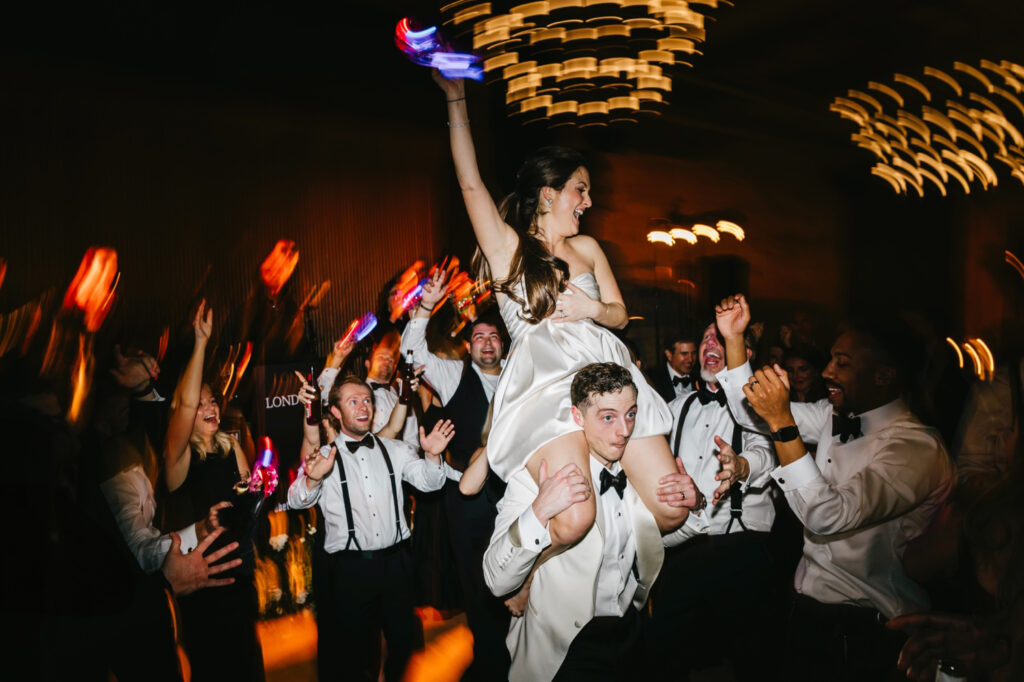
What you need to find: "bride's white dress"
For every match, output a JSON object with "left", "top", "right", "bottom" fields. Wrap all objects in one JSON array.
[{"left": 486, "top": 272, "right": 673, "bottom": 481}]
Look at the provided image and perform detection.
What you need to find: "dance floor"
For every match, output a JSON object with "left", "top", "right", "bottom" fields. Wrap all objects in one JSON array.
[{"left": 260, "top": 608, "right": 473, "bottom": 682}]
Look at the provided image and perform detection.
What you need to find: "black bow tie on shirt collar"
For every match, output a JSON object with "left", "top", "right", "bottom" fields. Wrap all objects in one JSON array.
[
  {"left": 672, "top": 375, "right": 692, "bottom": 388},
  {"left": 695, "top": 381, "right": 726, "bottom": 407},
  {"left": 346, "top": 434, "right": 375, "bottom": 453},
  {"left": 599, "top": 468, "right": 627, "bottom": 498},
  {"left": 832, "top": 414, "right": 863, "bottom": 443},
  {"left": 368, "top": 381, "right": 388, "bottom": 392}
]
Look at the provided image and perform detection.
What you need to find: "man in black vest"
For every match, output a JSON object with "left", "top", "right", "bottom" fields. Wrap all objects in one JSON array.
[
  {"left": 400, "top": 268, "right": 510, "bottom": 680},
  {"left": 290, "top": 375, "right": 456, "bottom": 682},
  {"left": 650, "top": 330, "right": 699, "bottom": 403}
]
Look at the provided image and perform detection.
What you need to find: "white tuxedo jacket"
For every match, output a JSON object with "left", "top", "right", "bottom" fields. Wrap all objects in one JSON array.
[{"left": 483, "top": 466, "right": 705, "bottom": 682}]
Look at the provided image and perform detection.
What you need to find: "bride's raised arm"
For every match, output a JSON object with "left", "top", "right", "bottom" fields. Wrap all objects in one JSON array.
[{"left": 434, "top": 72, "right": 517, "bottom": 278}]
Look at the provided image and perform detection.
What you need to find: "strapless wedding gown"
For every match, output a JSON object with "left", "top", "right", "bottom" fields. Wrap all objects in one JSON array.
[{"left": 486, "top": 272, "right": 673, "bottom": 481}]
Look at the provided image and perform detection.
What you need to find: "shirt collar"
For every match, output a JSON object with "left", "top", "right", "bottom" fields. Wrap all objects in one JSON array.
[
  {"left": 666, "top": 363, "right": 683, "bottom": 380},
  {"left": 854, "top": 398, "right": 909, "bottom": 435},
  {"left": 589, "top": 454, "right": 623, "bottom": 479}
]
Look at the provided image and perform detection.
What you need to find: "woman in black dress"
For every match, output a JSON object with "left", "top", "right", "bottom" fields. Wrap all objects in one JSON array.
[{"left": 163, "top": 301, "right": 264, "bottom": 681}]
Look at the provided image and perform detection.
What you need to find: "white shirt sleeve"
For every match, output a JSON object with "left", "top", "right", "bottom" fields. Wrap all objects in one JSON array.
[
  {"left": 287, "top": 466, "right": 323, "bottom": 509},
  {"left": 318, "top": 367, "right": 340, "bottom": 403},
  {"left": 738, "top": 429, "right": 776, "bottom": 491},
  {"left": 391, "top": 439, "right": 448, "bottom": 492},
  {"left": 717, "top": 362, "right": 832, "bottom": 445},
  {"left": 399, "top": 317, "right": 464, "bottom": 404},
  {"left": 100, "top": 465, "right": 198, "bottom": 573},
  {"left": 771, "top": 432, "right": 950, "bottom": 536}
]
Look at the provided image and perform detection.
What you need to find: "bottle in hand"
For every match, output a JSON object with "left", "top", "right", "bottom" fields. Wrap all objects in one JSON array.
[
  {"left": 399, "top": 350, "right": 416, "bottom": 405},
  {"left": 305, "top": 366, "right": 321, "bottom": 426}
]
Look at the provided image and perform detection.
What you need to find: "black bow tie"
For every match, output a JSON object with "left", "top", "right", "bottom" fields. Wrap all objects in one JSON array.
[
  {"left": 599, "top": 468, "right": 627, "bottom": 498},
  {"left": 672, "top": 375, "right": 692, "bottom": 388},
  {"left": 368, "top": 381, "right": 387, "bottom": 392},
  {"left": 696, "top": 384, "right": 726, "bottom": 407},
  {"left": 346, "top": 434, "right": 375, "bottom": 453},
  {"left": 832, "top": 414, "right": 863, "bottom": 443}
]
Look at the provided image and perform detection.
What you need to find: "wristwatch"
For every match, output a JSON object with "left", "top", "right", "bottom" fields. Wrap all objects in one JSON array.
[{"left": 770, "top": 425, "right": 801, "bottom": 443}]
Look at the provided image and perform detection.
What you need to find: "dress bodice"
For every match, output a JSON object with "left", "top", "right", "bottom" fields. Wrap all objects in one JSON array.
[{"left": 499, "top": 272, "right": 601, "bottom": 342}]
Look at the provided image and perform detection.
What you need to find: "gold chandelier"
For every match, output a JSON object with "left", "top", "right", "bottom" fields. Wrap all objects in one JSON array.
[{"left": 440, "top": 1, "right": 731, "bottom": 126}]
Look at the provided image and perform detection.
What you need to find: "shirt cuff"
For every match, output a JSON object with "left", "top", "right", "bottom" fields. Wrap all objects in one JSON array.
[
  {"left": 178, "top": 523, "right": 199, "bottom": 554},
  {"left": 318, "top": 367, "right": 340, "bottom": 400},
  {"left": 715, "top": 362, "right": 753, "bottom": 389},
  {"left": 771, "top": 453, "right": 822, "bottom": 491},
  {"left": 517, "top": 504, "right": 551, "bottom": 551}
]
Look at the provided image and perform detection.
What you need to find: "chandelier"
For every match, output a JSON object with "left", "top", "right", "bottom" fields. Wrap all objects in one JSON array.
[
  {"left": 646, "top": 219, "right": 745, "bottom": 246},
  {"left": 831, "top": 59, "right": 1024, "bottom": 196},
  {"left": 440, "top": 0, "right": 730, "bottom": 126}
]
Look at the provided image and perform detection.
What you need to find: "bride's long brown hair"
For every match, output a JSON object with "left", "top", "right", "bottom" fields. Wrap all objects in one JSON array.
[{"left": 472, "top": 146, "right": 586, "bottom": 324}]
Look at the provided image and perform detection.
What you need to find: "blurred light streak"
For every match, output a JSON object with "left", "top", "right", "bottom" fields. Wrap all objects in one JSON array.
[
  {"left": 646, "top": 231, "right": 675, "bottom": 246},
  {"left": 668, "top": 227, "right": 697, "bottom": 244},
  {"left": 395, "top": 17, "right": 483, "bottom": 80},
  {"left": 67, "top": 333, "right": 94, "bottom": 425},
  {"left": 0, "top": 258, "right": 6, "bottom": 291},
  {"left": 894, "top": 73, "right": 931, "bottom": 101},
  {"left": 945, "top": 337, "right": 964, "bottom": 369},
  {"left": 968, "top": 338, "right": 995, "bottom": 380},
  {"left": 340, "top": 313, "right": 378, "bottom": 347},
  {"left": 715, "top": 221, "right": 745, "bottom": 240},
  {"left": 1006, "top": 249, "right": 1024, "bottom": 279},
  {"left": 260, "top": 240, "right": 299, "bottom": 298},
  {"left": 402, "top": 622, "right": 474, "bottom": 682},
  {"left": 63, "top": 247, "right": 119, "bottom": 332},
  {"left": 923, "top": 66, "right": 962, "bottom": 96},
  {"left": 157, "top": 326, "right": 169, "bottom": 363},
  {"left": 691, "top": 224, "right": 720, "bottom": 242},
  {"left": 961, "top": 342, "right": 984, "bottom": 381}
]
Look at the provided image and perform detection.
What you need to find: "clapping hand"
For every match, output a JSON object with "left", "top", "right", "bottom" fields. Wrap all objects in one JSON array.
[
  {"left": 742, "top": 365, "right": 794, "bottom": 430},
  {"left": 420, "top": 419, "right": 455, "bottom": 460},
  {"left": 303, "top": 444, "right": 337, "bottom": 486},
  {"left": 712, "top": 436, "right": 748, "bottom": 505},
  {"left": 161, "top": 529, "right": 241, "bottom": 596},
  {"left": 532, "top": 460, "right": 591, "bottom": 526},
  {"left": 657, "top": 456, "right": 705, "bottom": 510}
]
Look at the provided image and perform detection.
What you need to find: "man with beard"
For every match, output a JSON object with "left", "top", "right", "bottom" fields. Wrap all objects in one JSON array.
[
  {"left": 644, "top": 321, "right": 776, "bottom": 680},
  {"left": 714, "top": 294, "right": 954, "bottom": 681},
  {"left": 400, "top": 268, "right": 511, "bottom": 680},
  {"left": 650, "top": 331, "right": 699, "bottom": 403},
  {"left": 289, "top": 375, "right": 457, "bottom": 682}
]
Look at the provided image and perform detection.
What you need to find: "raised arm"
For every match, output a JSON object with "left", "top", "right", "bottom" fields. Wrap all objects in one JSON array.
[
  {"left": 434, "top": 72, "right": 517, "bottom": 277},
  {"left": 164, "top": 301, "right": 212, "bottom": 492}
]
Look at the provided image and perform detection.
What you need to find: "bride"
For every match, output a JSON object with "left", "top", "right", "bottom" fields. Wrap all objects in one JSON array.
[{"left": 434, "top": 72, "right": 696, "bottom": 546}]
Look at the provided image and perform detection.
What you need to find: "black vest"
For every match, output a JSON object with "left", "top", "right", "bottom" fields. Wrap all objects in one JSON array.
[{"left": 441, "top": 363, "right": 491, "bottom": 470}]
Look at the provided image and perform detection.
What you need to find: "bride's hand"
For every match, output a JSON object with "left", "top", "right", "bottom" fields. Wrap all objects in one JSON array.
[
  {"left": 433, "top": 69, "right": 465, "bottom": 100},
  {"left": 551, "top": 282, "right": 598, "bottom": 323}
]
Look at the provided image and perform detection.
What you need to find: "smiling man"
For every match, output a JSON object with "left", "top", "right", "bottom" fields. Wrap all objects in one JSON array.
[
  {"left": 713, "top": 295, "right": 954, "bottom": 681},
  {"left": 483, "top": 363, "right": 706, "bottom": 681}
]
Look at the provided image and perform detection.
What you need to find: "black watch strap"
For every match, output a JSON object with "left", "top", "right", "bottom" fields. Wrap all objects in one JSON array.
[{"left": 771, "top": 425, "right": 800, "bottom": 442}]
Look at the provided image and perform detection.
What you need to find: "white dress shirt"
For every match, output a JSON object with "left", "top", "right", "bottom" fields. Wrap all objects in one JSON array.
[
  {"left": 717, "top": 363, "right": 954, "bottom": 618},
  {"left": 287, "top": 432, "right": 452, "bottom": 552},
  {"left": 666, "top": 363, "right": 695, "bottom": 400},
  {"left": 400, "top": 316, "right": 504, "bottom": 404},
  {"left": 100, "top": 464, "right": 198, "bottom": 573},
  {"left": 318, "top": 367, "right": 419, "bottom": 448},
  {"left": 667, "top": 389, "right": 776, "bottom": 535}
]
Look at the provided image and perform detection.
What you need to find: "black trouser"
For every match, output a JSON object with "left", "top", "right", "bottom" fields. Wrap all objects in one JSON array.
[
  {"left": 553, "top": 606, "right": 640, "bottom": 682},
  {"left": 177, "top": 579, "right": 264, "bottom": 682},
  {"left": 443, "top": 479, "right": 511, "bottom": 681},
  {"left": 322, "top": 541, "right": 423, "bottom": 682},
  {"left": 786, "top": 594, "right": 907, "bottom": 682},
  {"left": 644, "top": 531, "right": 777, "bottom": 681}
]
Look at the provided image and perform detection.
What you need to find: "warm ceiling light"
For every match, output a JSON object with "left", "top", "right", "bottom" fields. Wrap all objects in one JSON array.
[
  {"left": 715, "top": 221, "right": 745, "bottom": 241},
  {"left": 945, "top": 337, "right": 964, "bottom": 369},
  {"left": 961, "top": 342, "right": 984, "bottom": 380},
  {"left": 691, "top": 224, "right": 720, "bottom": 242},
  {"left": 441, "top": 0, "right": 730, "bottom": 125},
  {"left": 834, "top": 59, "right": 1024, "bottom": 195},
  {"left": 647, "top": 231, "right": 675, "bottom": 246},
  {"left": 669, "top": 227, "right": 697, "bottom": 244}
]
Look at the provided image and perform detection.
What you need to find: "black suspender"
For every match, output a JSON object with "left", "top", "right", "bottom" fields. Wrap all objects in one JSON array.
[
  {"left": 373, "top": 436, "right": 404, "bottom": 546},
  {"left": 327, "top": 436, "right": 405, "bottom": 550},
  {"left": 672, "top": 391, "right": 749, "bottom": 533}
]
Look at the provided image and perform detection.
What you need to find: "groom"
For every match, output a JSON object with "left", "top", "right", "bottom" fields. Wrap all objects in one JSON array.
[{"left": 483, "top": 362, "right": 707, "bottom": 681}]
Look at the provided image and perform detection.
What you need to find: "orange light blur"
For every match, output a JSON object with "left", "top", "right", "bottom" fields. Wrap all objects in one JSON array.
[
  {"left": 63, "top": 247, "right": 119, "bottom": 332},
  {"left": 1006, "top": 250, "right": 1024, "bottom": 279},
  {"left": 968, "top": 337, "right": 995, "bottom": 380},
  {"left": 961, "top": 342, "right": 984, "bottom": 380},
  {"left": 669, "top": 227, "right": 697, "bottom": 244},
  {"left": 260, "top": 240, "right": 299, "bottom": 297},
  {"left": 0, "top": 257, "right": 6, "bottom": 290},
  {"left": 646, "top": 230, "right": 675, "bottom": 246},
  {"left": 691, "top": 224, "right": 721, "bottom": 242},
  {"left": 945, "top": 337, "right": 964, "bottom": 369},
  {"left": 67, "top": 333, "right": 94, "bottom": 425},
  {"left": 157, "top": 326, "right": 170, "bottom": 363},
  {"left": 715, "top": 221, "right": 746, "bottom": 241}
]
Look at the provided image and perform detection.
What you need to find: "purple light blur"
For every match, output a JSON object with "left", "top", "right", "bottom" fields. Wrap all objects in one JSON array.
[{"left": 395, "top": 17, "right": 483, "bottom": 81}]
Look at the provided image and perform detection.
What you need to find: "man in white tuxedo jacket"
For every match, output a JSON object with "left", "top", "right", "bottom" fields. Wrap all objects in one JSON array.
[{"left": 483, "top": 362, "right": 708, "bottom": 681}]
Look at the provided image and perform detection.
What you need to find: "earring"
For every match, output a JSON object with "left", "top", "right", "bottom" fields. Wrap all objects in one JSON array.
[{"left": 546, "top": 197, "right": 552, "bottom": 208}]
